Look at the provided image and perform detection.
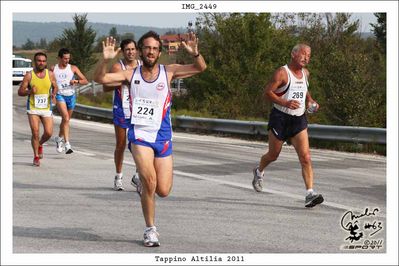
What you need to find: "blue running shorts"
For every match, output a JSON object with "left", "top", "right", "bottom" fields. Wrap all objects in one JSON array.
[
  {"left": 56, "top": 94, "right": 76, "bottom": 110},
  {"left": 128, "top": 138, "right": 172, "bottom": 158}
]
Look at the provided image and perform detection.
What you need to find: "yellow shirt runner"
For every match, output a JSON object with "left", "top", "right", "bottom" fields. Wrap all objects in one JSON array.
[{"left": 27, "top": 69, "right": 53, "bottom": 116}]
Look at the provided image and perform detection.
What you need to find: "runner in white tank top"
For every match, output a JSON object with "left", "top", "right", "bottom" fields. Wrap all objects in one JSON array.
[
  {"left": 253, "top": 44, "right": 324, "bottom": 208},
  {"left": 129, "top": 64, "right": 172, "bottom": 143},
  {"left": 53, "top": 64, "right": 75, "bottom": 96},
  {"left": 102, "top": 39, "right": 141, "bottom": 191},
  {"left": 118, "top": 59, "right": 141, "bottom": 120},
  {"left": 273, "top": 64, "right": 309, "bottom": 116},
  {"left": 51, "top": 48, "right": 88, "bottom": 155},
  {"left": 94, "top": 31, "right": 207, "bottom": 247}
]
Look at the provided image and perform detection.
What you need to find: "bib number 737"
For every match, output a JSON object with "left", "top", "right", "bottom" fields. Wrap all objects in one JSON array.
[{"left": 34, "top": 94, "right": 48, "bottom": 109}]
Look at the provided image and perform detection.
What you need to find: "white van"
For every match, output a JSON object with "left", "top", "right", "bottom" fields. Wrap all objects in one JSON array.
[{"left": 13, "top": 54, "right": 32, "bottom": 84}]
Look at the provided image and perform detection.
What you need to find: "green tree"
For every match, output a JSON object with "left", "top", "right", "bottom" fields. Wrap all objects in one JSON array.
[
  {"left": 109, "top": 27, "right": 120, "bottom": 43},
  {"left": 59, "top": 13, "right": 97, "bottom": 74},
  {"left": 120, "top": 32, "right": 135, "bottom": 42},
  {"left": 36, "top": 38, "right": 47, "bottom": 49},
  {"left": 109, "top": 26, "right": 118, "bottom": 37},
  {"left": 183, "top": 13, "right": 285, "bottom": 119},
  {"left": 370, "top": 13, "right": 386, "bottom": 53},
  {"left": 95, "top": 35, "right": 107, "bottom": 52},
  {"left": 47, "top": 38, "right": 62, "bottom": 52},
  {"left": 298, "top": 13, "right": 385, "bottom": 127},
  {"left": 94, "top": 32, "right": 135, "bottom": 53},
  {"left": 22, "top": 38, "right": 35, "bottom": 50},
  {"left": 173, "top": 12, "right": 386, "bottom": 128}
]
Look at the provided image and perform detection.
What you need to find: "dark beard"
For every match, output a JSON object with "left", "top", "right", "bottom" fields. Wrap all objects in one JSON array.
[
  {"left": 35, "top": 65, "right": 47, "bottom": 71},
  {"left": 140, "top": 55, "right": 158, "bottom": 68}
]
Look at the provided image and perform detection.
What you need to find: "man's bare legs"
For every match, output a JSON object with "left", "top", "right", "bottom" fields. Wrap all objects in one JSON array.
[
  {"left": 28, "top": 114, "right": 53, "bottom": 165},
  {"left": 131, "top": 144, "right": 173, "bottom": 246}
]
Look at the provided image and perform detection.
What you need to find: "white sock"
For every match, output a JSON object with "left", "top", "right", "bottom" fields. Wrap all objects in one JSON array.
[
  {"left": 65, "top": 141, "right": 70, "bottom": 145},
  {"left": 145, "top": 226, "right": 156, "bottom": 232},
  {"left": 256, "top": 168, "right": 264, "bottom": 177},
  {"left": 306, "top": 189, "right": 314, "bottom": 195},
  {"left": 116, "top": 173, "right": 123, "bottom": 179}
]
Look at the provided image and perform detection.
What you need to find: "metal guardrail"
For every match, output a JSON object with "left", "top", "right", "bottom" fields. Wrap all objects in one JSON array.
[
  {"left": 73, "top": 103, "right": 386, "bottom": 145},
  {"left": 76, "top": 82, "right": 101, "bottom": 95},
  {"left": 74, "top": 103, "right": 113, "bottom": 120}
]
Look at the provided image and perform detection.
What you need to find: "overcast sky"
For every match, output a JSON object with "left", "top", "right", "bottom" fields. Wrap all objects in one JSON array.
[{"left": 13, "top": 12, "right": 377, "bottom": 32}]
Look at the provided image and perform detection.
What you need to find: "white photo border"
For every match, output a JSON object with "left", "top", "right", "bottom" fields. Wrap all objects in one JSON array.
[{"left": 1, "top": 1, "right": 397, "bottom": 265}]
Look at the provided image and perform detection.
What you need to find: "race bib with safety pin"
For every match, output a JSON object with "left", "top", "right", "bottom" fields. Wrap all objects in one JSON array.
[
  {"left": 122, "top": 87, "right": 131, "bottom": 119},
  {"left": 131, "top": 97, "right": 162, "bottom": 127},
  {"left": 34, "top": 94, "right": 48, "bottom": 109}
]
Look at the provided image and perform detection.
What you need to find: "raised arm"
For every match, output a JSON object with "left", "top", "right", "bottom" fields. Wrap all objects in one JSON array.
[
  {"left": 93, "top": 36, "right": 128, "bottom": 84},
  {"left": 166, "top": 32, "right": 207, "bottom": 81},
  {"left": 102, "top": 62, "right": 123, "bottom": 92}
]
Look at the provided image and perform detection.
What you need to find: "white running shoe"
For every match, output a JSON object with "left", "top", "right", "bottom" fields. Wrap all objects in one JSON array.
[
  {"left": 114, "top": 176, "right": 124, "bottom": 191},
  {"left": 143, "top": 227, "right": 160, "bottom": 247},
  {"left": 65, "top": 142, "right": 73, "bottom": 154},
  {"left": 55, "top": 136, "right": 64, "bottom": 153},
  {"left": 131, "top": 172, "right": 142, "bottom": 196},
  {"left": 252, "top": 167, "right": 263, "bottom": 192}
]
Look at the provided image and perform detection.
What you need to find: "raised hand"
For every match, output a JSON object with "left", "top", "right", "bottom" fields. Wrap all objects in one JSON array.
[
  {"left": 181, "top": 32, "right": 199, "bottom": 56},
  {"left": 102, "top": 36, "right": 121, "bottom": 60}
]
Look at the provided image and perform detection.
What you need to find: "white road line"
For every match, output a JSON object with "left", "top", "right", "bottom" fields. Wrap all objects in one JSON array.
[
  {"left": 21, "top": 137, "right": 386, "bottom": 217},
  {"left": 73, "top": 150, "right": 97, "bottom": 156},
  {"left": 173, "top": 170, "right": 386, "bottom": 217}
]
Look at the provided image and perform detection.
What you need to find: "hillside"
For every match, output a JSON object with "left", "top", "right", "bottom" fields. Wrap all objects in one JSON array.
[{"left": 13, "top": 21, "right": 185, "bottom": 47}]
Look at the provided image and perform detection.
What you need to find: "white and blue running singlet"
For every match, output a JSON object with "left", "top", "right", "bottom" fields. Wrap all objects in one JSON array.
[
  {"left": 128, "top": 64, "right": 172, "bottom": 143},
  {"left": 112, "top": 59, "right": 141, "bottom": 128},
  {"left": 53, "top": 64, "right": 75, "bottom": 96},
  {"left": 273, "top": 65, "right": 309, "bottom": 116}
]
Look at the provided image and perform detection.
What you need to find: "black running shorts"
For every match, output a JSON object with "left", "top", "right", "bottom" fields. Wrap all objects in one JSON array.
[{"left": 267, "top": 108, "right": 308, "bottom": 141}]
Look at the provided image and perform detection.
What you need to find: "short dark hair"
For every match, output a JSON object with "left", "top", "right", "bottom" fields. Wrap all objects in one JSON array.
[
  {"left": 138, "top": 31, "right": 162, "bottom": 52},
  {"left": 120, "top": 38, "right": 137, "bottom": 51},
  {"left": 34, "top": 52, "right": 47, "bottom": 61},
  {"left": 58, "top": 48, "right": 70, "bottom": 58}
]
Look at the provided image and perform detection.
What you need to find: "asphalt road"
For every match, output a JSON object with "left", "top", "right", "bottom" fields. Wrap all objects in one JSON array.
[{"left": 8, "top": 87, "right": 388, "bottom": 263}]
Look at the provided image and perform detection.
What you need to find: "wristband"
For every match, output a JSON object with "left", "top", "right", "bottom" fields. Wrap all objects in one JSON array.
[{"left": 194, "top": 53, "right": 200, "bottom": 58}]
